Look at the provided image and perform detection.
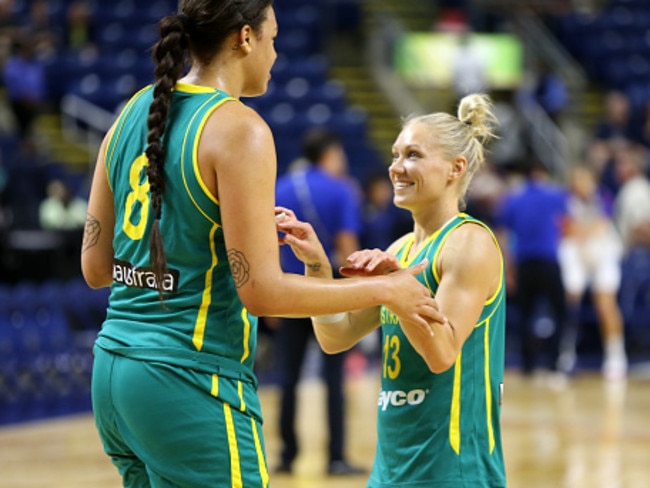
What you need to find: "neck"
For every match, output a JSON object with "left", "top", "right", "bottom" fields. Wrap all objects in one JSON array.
[
  {"left": 180, "top": 60, "right": 241, "bottom": 98},
  {"left": 410, "top": 202, "right": 459, "bottom": 247}
]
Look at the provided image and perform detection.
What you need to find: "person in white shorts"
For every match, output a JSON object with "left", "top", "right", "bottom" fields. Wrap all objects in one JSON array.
[{"left": 558, "top": 165, "right": 627, "bottom": 380}]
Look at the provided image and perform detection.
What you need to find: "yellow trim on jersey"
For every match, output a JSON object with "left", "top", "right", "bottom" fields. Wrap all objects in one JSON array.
[
  {"left": 241, "top": 308, "right": 251, "bottom": 363},
  {"left": 180, "top": 93, "right": 225, "bottom": 224},
  {"left": 484, "top": 225, "right": 505, "bottom": 306},
  {"left": 175, "top": 81, "right": 218, "bottom": 94},
  {"left": 252, "top": 419, "right": 270, "bottom": 487},
  {"left": 192, "top": 223, "right": 219, "bottom": 350},
  {"left": 398, "top": 231, "right": 439, "bottom": 268},
  {"left": 449, "top": 351, "right": 462, "bottom": 455},
  {"left": 431, "top": 216, "right": 505, "bottom": 310},
  {"left": 211, "top": 374, "right": 219, "bottom": 397},
  {"left": 238, "top": 381, "right": 247, "bottom": 412},
  {"left": 224, "top": 403, "right": 243, "bottom": 488},
  {"left": 191, "top": 99, "right": 237, "bottom": 206},
  {"left": 105, "top": 85, "right": 150, "bottom": 178},
  {"left": 475, "top": 290, "right": 505, "bottom": 328},
  {"left": 484, "top": 318, "right": 496, "bottom": 453}
]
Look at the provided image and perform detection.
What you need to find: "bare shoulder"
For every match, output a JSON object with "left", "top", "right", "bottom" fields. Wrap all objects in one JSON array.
[
  {"left": 204, "top": 100, "right": 273, "bottom": 148},
  {"left": 200, "top": 100, "right": 275, "bottom": 168},
  {"left": 440, "top": 222, "right": 501, "bottom": 273}
]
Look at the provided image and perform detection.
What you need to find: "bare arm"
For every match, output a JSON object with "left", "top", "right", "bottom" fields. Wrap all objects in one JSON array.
[
  {"left": 81, "top": 128, "right": 116, "bottom": 289},
  {"left": 400, "top": 223, "right": 502, "bottom": 373},
  {"left": 275, "top": 213, "right": 437, "bottom": 353},
  {"left": 203, "top": 103, "right": 440, "bottom": 321}
]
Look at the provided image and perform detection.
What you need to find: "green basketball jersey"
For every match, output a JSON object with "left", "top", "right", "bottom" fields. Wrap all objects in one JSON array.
[
  {"left": 369, "top": 214, "right": 506, "bottom": 488},
  {"left": 96, "top": 82, "right": 259, "bottom": 394}
]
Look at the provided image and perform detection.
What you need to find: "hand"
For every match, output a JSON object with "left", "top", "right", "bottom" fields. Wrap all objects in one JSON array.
[
  {"left": 339, "top": 249, "right": 402, "bottom": 277},
  {"left": 275, "top": 206, "right": 329, "bottom": 270},
  {"left": 384, "top": 261, "right": 447, "bottom": 336}
]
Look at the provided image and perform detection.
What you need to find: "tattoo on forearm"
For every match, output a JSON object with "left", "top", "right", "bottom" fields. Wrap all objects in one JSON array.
[
  {"left": 227, "top": 248, "right": 251, "bottom": 288},
  {"left": 82, "top": 213, "right": 101, "bottom": 253},
  {"left": 307, "top": 262, "right": 321, "bottom": 272}
]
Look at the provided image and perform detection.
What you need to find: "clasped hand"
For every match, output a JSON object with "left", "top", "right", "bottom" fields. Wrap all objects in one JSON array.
[{"left": 274, "top": 206, "right": 446, "bottom": 335}]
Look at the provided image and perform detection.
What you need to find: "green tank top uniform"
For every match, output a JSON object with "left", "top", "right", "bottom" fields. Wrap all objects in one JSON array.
[
  {"left": 97, "top": 82, "right": 261, "bottom": 418},
  {"left": 91, "top": 83, "right": 272, "bottom": 487},
  {"left": 369, "top": 214, "right": 506, "bottom": 488}
]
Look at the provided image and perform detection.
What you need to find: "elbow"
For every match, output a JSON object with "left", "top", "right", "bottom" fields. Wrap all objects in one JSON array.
[
  {"left": 82, "top": 265, "right": 112, "bottom": 289},
  {"left": 242, "top": 301, "right": 272, "bottom": 318},
  {"left": 238, "top": 288, "right": 280, "bottom": 317},
  {"left": 318, "top": 340, "right": 351, "bottom": 355},
  {"left": 425, "top": 352, "right": 458, "bottom": 374},
  {"left": 83, "top": 273, "right": 112, "bottom": 289},
  {"left": 313, "top": 327, "right": 354, "bottom": 355}
]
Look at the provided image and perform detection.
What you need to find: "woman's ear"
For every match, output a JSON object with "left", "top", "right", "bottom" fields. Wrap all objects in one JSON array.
[
  {"left": 237, "top": 26, "right": 253, "bottom": 54},
  {"left": 449, "top": 156, "right": 467, "bottom": 181}
]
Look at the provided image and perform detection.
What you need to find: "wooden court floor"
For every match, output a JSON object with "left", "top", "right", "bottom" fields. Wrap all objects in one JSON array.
[{"left": 1, "top": 368, "right": 649, "bottom": 488}]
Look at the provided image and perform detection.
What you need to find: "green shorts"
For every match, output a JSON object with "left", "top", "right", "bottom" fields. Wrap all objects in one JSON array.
[{"left": 91, "top": 346, "right": 269, "bottom": 487}]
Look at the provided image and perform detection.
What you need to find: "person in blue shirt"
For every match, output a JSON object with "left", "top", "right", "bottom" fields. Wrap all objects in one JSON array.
[
  {"left": 495, "top": 160, "right": 570, "bottom": 376},
  {"left": 273, "top": 127, "right": 367, "bottom": 476},
  {"left": 2, "top": 34, "right": 46, "bottom": 143}
]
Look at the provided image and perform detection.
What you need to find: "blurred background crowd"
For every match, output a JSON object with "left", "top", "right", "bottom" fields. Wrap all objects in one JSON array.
[{"left": 0, "top": 0, "right": 648, "bottom": 425}]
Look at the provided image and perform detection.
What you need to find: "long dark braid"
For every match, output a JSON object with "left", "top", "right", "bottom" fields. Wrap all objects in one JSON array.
[
  {"left": 146, "top": 15, "right": 187, "bottom": 298},
  {"left": 145, "top": 0, "right": 273, "bottom": 298}
]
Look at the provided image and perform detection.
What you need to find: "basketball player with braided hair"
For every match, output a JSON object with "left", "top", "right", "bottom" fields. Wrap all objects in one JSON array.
[
  {"left": 276, "top": 93, "right": 507, "bottom": 487},
  {"left": 80, "top": 1, "right": 443, "bottom": 486}
]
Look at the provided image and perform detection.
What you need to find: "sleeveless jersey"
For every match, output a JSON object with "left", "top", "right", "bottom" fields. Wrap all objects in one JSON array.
[
  {"left": 96, "top": 83, "right": 260, "bottom": 394},
  {"left": 369, "top": 214, "right": 506, "bottom": 488}
]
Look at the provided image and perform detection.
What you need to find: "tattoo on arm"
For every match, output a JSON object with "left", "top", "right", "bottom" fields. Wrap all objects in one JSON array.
[
  {"left": 306, "top": 262, "right": 321, "bottom": 272},
  {"left": 82, "top": 213, "right": 101, "bottom": 253},
  {"left": 227, "top": 248, "right": 251, "bottom": 288}
]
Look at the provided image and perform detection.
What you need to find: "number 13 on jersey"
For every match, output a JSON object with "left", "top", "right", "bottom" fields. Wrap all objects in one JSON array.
[{"left": 383, "top": 334, "right": 401, "bottom": 379}]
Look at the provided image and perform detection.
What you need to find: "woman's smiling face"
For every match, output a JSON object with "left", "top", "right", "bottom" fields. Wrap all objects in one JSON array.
[{"left": 389, "top": 122, "right": 453, "bottom": 211}]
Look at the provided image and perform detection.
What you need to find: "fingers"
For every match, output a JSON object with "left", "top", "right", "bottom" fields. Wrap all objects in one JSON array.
[
  {"left": 338, "top": 266, "right": 374, "bottom": 277},
  {"left": 275, "top": 206, "right": 296, "bottom": 220},
  {"left": 277, "top": 218, "right": 313, "bottom": 239},
  {"left": 406, "top": 259, "right": 429, "bottom": 276},
  {"left": 345, "top": 249, "right": 401, "bottom": 275}
]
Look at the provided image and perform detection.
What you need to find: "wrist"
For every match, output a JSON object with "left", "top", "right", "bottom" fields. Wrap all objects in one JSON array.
[{"left": 305, "top": 260, "right": 332, "bottom": 278}]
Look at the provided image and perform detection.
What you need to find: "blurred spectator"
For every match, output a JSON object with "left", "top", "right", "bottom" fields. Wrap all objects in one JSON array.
[
  {"left": 21, "top": 0, "right": 61, "bottom": 60},
  {"left": 595, "top": 91, "right": 643, "bottom": 145},
  {"left": 557, "top": 165, "right": 626, "bottom": 380},
  {"left": 613, "top": 143, "right": 650, "bottom": 252},
  {"left": 65, "top": 0, "right": 96, "bottom": 55},
  {"left": 495, "top": 161, "right": 569, "bottom": 377},
  {"left": 359, "top": 171, "right": 411, "bottom": 251},
  {"left": 533, "top": 62, "right": 569, "bottom": 125},
  {"left": 2, "top": 34, "right": 46, "bottom": 142},
  {"left": 0, "top": 0, "right": 20, "bottom": 71},
  {"left": 590, "top": 91, "right": 645, "bottom": 195},
  {"left": 39, "top": 178, "right": 87, "bottom": 231},
  {"left": 273, "top": 127, "right": 365, "bottom": 476},
  {"left": 613, "top": 143, "right": 650, "bottom": 337}
]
